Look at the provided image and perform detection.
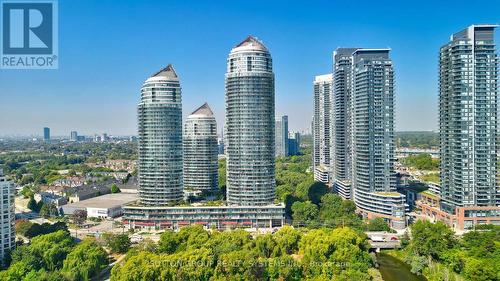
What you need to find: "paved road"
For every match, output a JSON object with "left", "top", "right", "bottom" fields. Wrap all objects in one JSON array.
[
  {"left": 96, "top": 253, "right": 126, "bottom": 281},
  {"left": 69, "top": 220, "right": 127, "bottom": 240},
  {"left": 365, "top": 231, "right": 401, "bottom": 249}
]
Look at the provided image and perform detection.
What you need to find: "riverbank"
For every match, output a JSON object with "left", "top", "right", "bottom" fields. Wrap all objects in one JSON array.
[
  {"left": 377, "top": 252, "right": 427, "bottom": 281},
  {"left": 383, "top": 250, "right": 464, "bottom": 281}
]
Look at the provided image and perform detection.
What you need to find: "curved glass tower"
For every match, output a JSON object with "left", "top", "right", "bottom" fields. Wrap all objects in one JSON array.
[
  {"left": 225, "top": 36, "right": 275, "bottom": 206},
  {"left": 183, "top": 103, "right": 218, "bottom": 193},
  {"left": 138, "top": 64, "right": 183, "bottom": 205}
]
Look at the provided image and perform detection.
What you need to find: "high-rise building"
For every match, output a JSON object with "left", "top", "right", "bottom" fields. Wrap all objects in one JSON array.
[
  {"left": 183, "top": 103, "right": 218, "bottom": 193},
  {"left": 70, "top": 131, "right": 78, "bottom": 141},
  {"left": 225, "top": 36, "right": 275, "bottom": 206},
  {"left": 0, "top": 168, "right": 15, "bottom": 265},
  {"left": 43, "top": 127, "right": 50, "bottom": 141},
  {"left": 331, "top": 48, "right": 358, "bottom": 199},
  {"left": 275, "top": 115, "right": 289, "bottom": 157},
  {"left": 351, "top": 49, "right": 405, "bottom": 228},
  {"left": 217, "top": 137, "right": 225, "bottom": 155},
  {"left": 439, "top": 25, "right": 499, "bottom": 215},
  {"left": 288, "top": 131, "right": 301, "bottom": 156},
  {"left": 123, "top": 39, "right": 285, "bottom": 230},
  {"left": 137, "top": 64, "right": 183, "bottom": 205},
  {"left": 101, "top": 133, "right": 109, "bottom": 142},
  {"left": 313, "top": 74, "right": 332, "bottom": 183}
]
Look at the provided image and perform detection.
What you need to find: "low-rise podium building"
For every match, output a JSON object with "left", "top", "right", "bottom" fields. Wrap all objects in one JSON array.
[{"left": 123, "top": 202, "right": 285, "bottom": 230}]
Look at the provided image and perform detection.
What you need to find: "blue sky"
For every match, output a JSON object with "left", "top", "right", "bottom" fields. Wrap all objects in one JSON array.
[{"left": 0, "top": 0, "right": 499, "bottom": 136}]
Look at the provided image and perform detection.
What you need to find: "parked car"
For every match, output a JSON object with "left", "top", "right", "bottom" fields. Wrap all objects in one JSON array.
[
  {"left": 369, "top": 235, "right": 385, "bottom": 242},
  {"left": 130, "top": 234, "right": 143, "bottom": 243}
]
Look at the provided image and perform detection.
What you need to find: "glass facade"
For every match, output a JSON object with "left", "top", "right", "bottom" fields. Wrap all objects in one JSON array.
[
  {"left": 439, "top": 25, "right": 499, "bottom": 213},
  {"left": 329, "top": 48, "right": 405, "bottom": 226},
  {"left": 183, "top": 103, "right": 218, "bottom": 192},
  {"left": 138, "top": 65, "right": 183, "bottom": 205},
  {"left": 352, "top": 49, "right": 396, "bottom": 197},
  {"left": 225, "top": 36, "right": 276, "bottom": 206},
  {"left": 332, "top": 48, "right": 358, "bottom": 199},
  {"left": 43, "top": 127, "right": 50, "bottom": 141}
]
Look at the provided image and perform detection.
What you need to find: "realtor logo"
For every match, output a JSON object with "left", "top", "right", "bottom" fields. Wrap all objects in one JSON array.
[{"left": 1, "top": 0, "right": 58, "bottom": 69}]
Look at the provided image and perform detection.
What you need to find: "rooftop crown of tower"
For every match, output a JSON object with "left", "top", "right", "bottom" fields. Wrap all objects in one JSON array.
[
  {"left": 231, "top": 36, "right": 269, "bottom": 53},
  {"left": 150, "top": 64, "right": 179, "bottom": 80},
  {"left": 189, "top": 102, "right": 214, "bottom": 117}
]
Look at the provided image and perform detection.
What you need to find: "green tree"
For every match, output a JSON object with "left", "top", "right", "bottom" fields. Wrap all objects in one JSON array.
[
  {"left": 207, "top": 229, "right": 252, "bottom": 257},
  {"left": 22, "top": 269, "right": 70, "bottom": 281},
  {"left": 110, "top": 184, "right": 121, "bottom": 193},
  {"left": 319, "top": 194, "right": 362, "bottom": 229},
  {"left": 20, "top": 185, "right": 35, "bottom": 198},
  {"left": 366, "top": 218, "right": 391, "bottom": 232},
  {"left": 177, "top": 225, "right": 210, "bottom": 250},
  {"left": 291, "top": 201, "right": 319, "bottom": 226},
  {"left": 15, "top": 219, "right": 34, "bottom": 237},
  {"left": 110, "top": 251, "right": 161, "bottom": 281},
  {"left": 72, "top": 209, "right": 87, "bottom": 226},
  {"left": 284, "top": 193, "right": 300, "bottom": 218},
  {"left": 409, "top": 220, "right": 455, "bottom": 260},
  {"left": 308, "top": 182, "right": 328, "bottom": 205},
  {"left": 295, "top": 178, "right": 315, "bottom": 201},
  {"left": 62, "top": 238, "right": 108, "bottom": 281},
  {"left": 276, "top": 184, "right": 294, "bottom": 201},
  {"left": 111, "top": 248, "right": 215, "bottom": 281},
  {"left": 441, "top": 248, "right": 465, "bottom": 273},
  {"left": 214, "top": 250, "right": 267, "bottom": 280},
  {"left": 169, "top": 248, "right": 215, "bottom": 280},
  {"left": 135, "top": 238, "right": 157, "bottom": 253},
  {"left": 255, "top": 234, "right": 276, "bottom": 258},
  {"left": 463, "top": 257, "right": 498, "bottom": 281},
  {"left": 462, "top": 227, "right": 500, "bottom": 259},
  {"left": 218, "top": 159, "right": 227, "bottom": 199},
  {"left": 39, "top": 203, "right": 59, "bottom": 218},
  {"left": 267, "top": 255, "right": 302, "bottom": 281},
  {"left": 272, "top": 225, "right": 301, "bottom": 256},
  {"left": 11, "top": 230, "right": 74, "bottom": 273},
  {"left": 158, "top": 231, "right": 180, "bottom": 254},
  {"left": 103, "top": 233, "right": 131, "bottom": 254},
  {"left": 319, "top": 193, "right": 343, "bottom": 220},
  {"left": 401, "top": 153, "right": 439, "bottom": 170},
  {"left": 408, "top": 255, "right": 427, "bottom": 275},
  {"left": 24, "top": 221, "right": 68, "bottom": 239},
  {"left": 299, "top": 227, "right": 371, "bottom": 279},
  {"left": 27, "top": 196, "right": 39, "bottom": 212}
]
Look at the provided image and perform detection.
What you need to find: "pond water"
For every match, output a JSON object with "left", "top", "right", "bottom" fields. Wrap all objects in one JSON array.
[{"left": 377, "top": 252, "right": 427, "bottom": 281}]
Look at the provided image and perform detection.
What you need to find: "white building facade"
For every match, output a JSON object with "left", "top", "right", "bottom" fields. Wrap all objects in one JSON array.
[
  {"left": 0, "top": 169, "right": 15, "bottom": 265},
  {"left": 313, "top": 74, "right": 333, "bottom": 183}
]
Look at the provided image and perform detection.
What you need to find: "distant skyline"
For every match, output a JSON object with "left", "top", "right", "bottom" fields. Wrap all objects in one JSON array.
[{"left": 0, "top": 0, "right": 499, "bottom": 136}]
